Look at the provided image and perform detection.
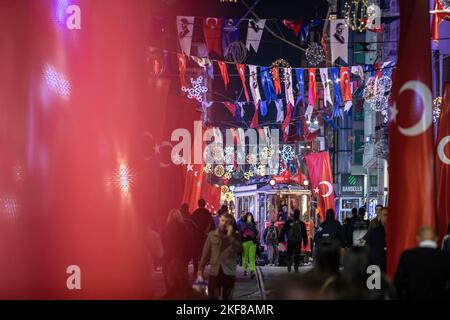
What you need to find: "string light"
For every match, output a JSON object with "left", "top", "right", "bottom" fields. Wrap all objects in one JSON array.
[{"left": 344, "top": 0, "right": 370, "bottom": 32}]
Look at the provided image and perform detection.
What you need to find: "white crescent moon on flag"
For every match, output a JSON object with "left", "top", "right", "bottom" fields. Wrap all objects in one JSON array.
[
  {"left": 159, "top": 141, "right": 173, "bottom": 168},
  {"left": 438, "top": 135, "right": 450, "bottom": 165},
  {"left": 394, "top": 80, "right": 433, "bottom": 136},
  {"left": 318, "top": 181, "right": 333, "bottom": 197}
]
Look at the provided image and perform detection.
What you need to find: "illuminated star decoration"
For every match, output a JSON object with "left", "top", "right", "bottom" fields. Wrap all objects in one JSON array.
[{"left": 181, "top": 75, "right": 208, "bottom": 102}]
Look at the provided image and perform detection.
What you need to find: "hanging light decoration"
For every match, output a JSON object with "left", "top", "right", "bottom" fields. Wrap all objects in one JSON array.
[
  {"left": 363, "top": 75, "right": 392, "bottom": 111},
  {"left": 181, "top": 76, "right": 208, "bottom": 102},
  {"left": 279, "top": 145, "right": 295, "bottom": 163},
  {"left": 225, "top": 41, "right": 248, "bottom": 63},
  {"left": 305, "top": 42, "right": 325, "bottom": 66},
  {"left": 439, "top": 0, "right": 450, "bottom": 10},
  {"left": 270, "top": 58, "right": 291, "bottom": 82},
  {"left": 433, "top": 97, "right": 442, "bottom": 123},
  {"left": 344, "top": 0, "right": 370, "bottom": 32},
  {"left": 214, "top": 164, "right": 225, "bottom": 177}
]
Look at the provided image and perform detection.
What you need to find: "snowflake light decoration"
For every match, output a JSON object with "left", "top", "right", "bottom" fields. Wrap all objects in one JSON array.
[
  {"left": 214, "top": 165, "right": 225, "bottom": 177},
  {"left": 257, "top": 164, "right": 267, "bottom": 176},
  {"left": 363, "top": 75, "right": 392, "bottom": 123},
  {"left": 203, "top": 163, "right": 212, "bottom": 173},
  {"left": 305, "top": 43, "right": 325, "bottom": 66},
  {"left": 181, "top": 76, "right": 208, "bottom": 102},
  {"left": 244, "top": 170, "right": 254, "bottom": 180},
  {"left": 279, "top": 145, "right": 295, "bottom": 162},
  {"left": 224, "top": 146, "right": 234, "bottom": 164},
  {"left": 260, "top": 147, "right": 275, "bottom": 160},
  {"left": 246, "top": 153, "right": 257, "bottom": 165}
]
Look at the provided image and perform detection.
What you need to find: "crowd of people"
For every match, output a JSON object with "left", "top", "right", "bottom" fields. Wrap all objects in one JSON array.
[{"left": 147, "top": 200, "right": 450, "bottom": 300}]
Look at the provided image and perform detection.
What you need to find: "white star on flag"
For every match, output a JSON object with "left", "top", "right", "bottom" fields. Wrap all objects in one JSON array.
[
  {"left": 186, "top": 164, "right": 194, "bottom": 171},
  {"left": 153, "top": 144, "right": 161, "bottom": 154},
  {"left": 314, "top": 187, "right": 319, "bottom": 193},
  {"left": 390, "top": 105, "right": 399, "bottom": 122}
]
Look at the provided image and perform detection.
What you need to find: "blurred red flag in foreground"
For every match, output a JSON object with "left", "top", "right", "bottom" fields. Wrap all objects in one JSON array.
[
  {"left": 436, "top": 83, "right": 450, "bottom": 241},
  {"left": 388, "top": 0, "right": 436, "bottom": 277}
]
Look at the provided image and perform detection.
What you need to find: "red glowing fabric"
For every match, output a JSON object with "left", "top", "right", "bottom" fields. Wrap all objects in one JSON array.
[
  {"left": 203, "top": 18, "right": 222, "bottom": 57},
  {"left": 387, "top": 0, "right": 436, "bottom": 277},
  {"left": 282, "top": 20, "right": 302, "bottom": 37},
  {"left": 223, "top": 102, "right": 236, "bottom": 117},
  {"left": 236, "top": 64, "right": 250, "bottom": 103},
  {"left": 340, "top": 67, "right": 352, "bottom": 102},
  {"left": 304, "top": 152, "right": 335, "bottom": 221},
  {"left": 432, "top": 0, "right": 450, "bottom": 42},
  {"left": 271, "top": 67, "right": 282, "bottom": 94},
  {"left": 281, "top": 103, "right": 294, "bottom": 141},
  {"left": 436, "top": 83, "right": 450, "bottom": 241},
  {"left": 217, "top": 61, "right": 229, "bottom": 88},
  {"left": 181, "top": 126, "right": 221, "bottom": 214},
  {"left": 177, "top": 53, "right": 187, "bottom": 87},
  {"left": 308, "top": 68, "right": 317, "bottom": 107},
  {"left": 250, "top": 102, "right": 259, "bottom": 128},
  {"left": 0, "top": 0, "right": 205, "bottom": 299}
]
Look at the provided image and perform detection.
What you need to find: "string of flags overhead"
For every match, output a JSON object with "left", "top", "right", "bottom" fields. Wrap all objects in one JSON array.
[{"left": 177, "top": 50, "right": 395, "bottom": 126}]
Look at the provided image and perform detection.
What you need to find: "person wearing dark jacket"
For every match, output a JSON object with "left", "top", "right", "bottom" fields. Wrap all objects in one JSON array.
[
  {"left": 198, "top": 213, "right": 243, "bottom": 300},
  {"left": 239, "top": 212, "right": 259, "bottom": 278},
  {"left": 280, "top": 209, "right": 308, "bottom": 273},
  {"left": 315, "top": 209, "right": 344, "bottom": 248},
  {"left": 161, "top": 209, "right": 190, "bottom": 295},
  {"left": 191, "top": 199, "right": 215, "bottom": 275},
  {"left": 394, "top": 227, "right": 450, "bottom": 300},
  {"left": 366, "top": 207, "right": 387, "bottom": 272}
]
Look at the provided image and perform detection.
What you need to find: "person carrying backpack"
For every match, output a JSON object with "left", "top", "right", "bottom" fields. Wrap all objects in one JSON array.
[
  {"left": 263, "top": 221, "right": 279, "bottom": 266},
  {"left": 280, "top": 209, "right": 308, "bottom": 272}
]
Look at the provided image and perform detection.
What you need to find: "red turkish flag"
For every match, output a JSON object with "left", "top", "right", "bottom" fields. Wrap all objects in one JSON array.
[
  {"left": 177, "top": 53, "right": 187, "bottom": 87},
  {"left": 308, "top": 68, "right": 317, "bottom": 107},
  {"left": 340, "top": 67, "right": 352, "bottom": 102},
  {"left": 217, "top": 61, "right": 229, "bottom": 88},
  {"left": 304, "top": 151, "right": 335, "bottom": 221},
  {"left": 236, "top": 64, "right": 250, "bottom": 103},
  {"left": 203, "top": 18, "right": 222, "bottom": 57},
  {"left": 436, "top": 83, "right": 450, "bottom": 241},
  {"left": 271, "top": 67, "right": 282, "bottom": 94},
  {"left": 282, "top": 20, "right": 302, "bottom": 37},
  {"left": 182, "top": 127, "right": 221, "bottom": 214},
  {"left": 432, "top": 0, "right": 450, "bottom": 42},
  {"left": 387, "top": 0, "right": 436, "bottom": 277}
]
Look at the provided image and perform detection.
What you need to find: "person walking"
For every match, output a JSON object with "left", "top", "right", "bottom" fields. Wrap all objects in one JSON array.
[
  {"left": 348, "top": 207, "right": 368, "bottom": 247},
  {"left": 441, "top": 222, "right": 450, "bottom": 255},
  {"left": 239, "top": 212, "right": 259, "bottom": 278},
  {"left": 263, "top": 220, "right": 279, "bottom": 266},
  {"left": 362, "top": 204, "right": 383, "bottom": 242},
  {"left": 161, "top": 209, "right": 190, "bottom": 295},
  {"left": 315, "top": 209, "right": 344, "bottom": 248},
  {"left": 197, "top": 213, "right": 242, "bottom": 300},
  {"left": 394, "top": 226, "right": 450, "bottom": 300},
  {"left": 280, "top": 209, "right": 308, "bottom": 273},
  {"left": 191, "top": 199, "right": 215, "bottom": 276},
  {"left": 366, "top": 207, "right": 388, "bottom": 272}
]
